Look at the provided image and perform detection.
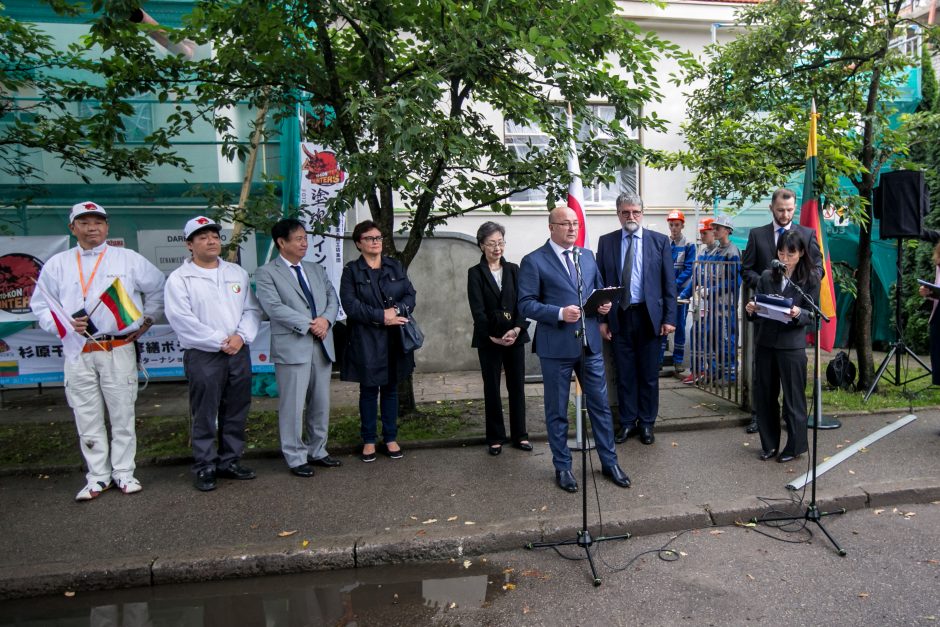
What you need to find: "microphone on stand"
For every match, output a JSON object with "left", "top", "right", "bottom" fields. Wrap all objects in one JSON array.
[
  {"left": 770, "top": 258, "right": 787, "bottom": 290},
  {"left": 770, "top": 259, "right": 788, "bottom": 272}
]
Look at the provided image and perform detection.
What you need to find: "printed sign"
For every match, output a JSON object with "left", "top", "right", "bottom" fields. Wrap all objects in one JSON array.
[
  {"left": 0, "top": 236, "right": 70, "bottom": 323},
  {"left": 136, "top": 230, "right": 258, "bottom": 278}
]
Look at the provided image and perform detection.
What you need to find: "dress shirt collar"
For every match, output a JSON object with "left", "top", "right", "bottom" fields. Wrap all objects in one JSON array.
[
  {"left": 280, "top": 254, "right": 303, "bottom": 269},
  {"left": 548, "top": 239, "right": 573, "bottom": 256},
  {"left": 622, "top": 225, "right": 644, "bottom": 240},
  {"left": 77, "top": 242, "right": 107, "bottom": 256}
]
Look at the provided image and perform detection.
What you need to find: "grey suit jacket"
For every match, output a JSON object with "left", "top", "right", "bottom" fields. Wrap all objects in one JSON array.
[{"left": 255, "top": 257, "right": 339, "bottom": 364}]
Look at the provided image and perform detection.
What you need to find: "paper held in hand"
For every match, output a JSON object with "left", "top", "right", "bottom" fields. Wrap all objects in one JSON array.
[
  {"left": 917, "top": 279, "right": 940, "bottom": 299},
  {"left": 754, "top": 293, "right": 794, "bottom": 323}
]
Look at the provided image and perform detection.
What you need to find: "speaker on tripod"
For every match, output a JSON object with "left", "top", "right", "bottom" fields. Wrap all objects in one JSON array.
[{"left": 865, "top": 170, "right": 933, "bottom": 401}]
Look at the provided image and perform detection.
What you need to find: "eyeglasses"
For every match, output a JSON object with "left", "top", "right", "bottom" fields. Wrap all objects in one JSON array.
[
  {"left": 618, "top": 210, "right": 643, "bottom": 217},
  {"left": 482, "top": 240, "right": 506, "bottom": 250},
  {"left": 550, "top": 221, "right": 580, "bottom": 229},
  {"left": 361, "top": 235, "right": 384, "bottom": 243}
]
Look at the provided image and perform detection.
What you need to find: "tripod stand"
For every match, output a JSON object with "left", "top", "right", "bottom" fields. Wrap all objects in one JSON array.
[
  {"left": 753, "top": 283, "right": 846, "bottom": 555},
  {"left": 525, "top": 250, "right": 629, "bottom": 586},
  {"left": 864, "top": 238, "right": 932, "bottom": 401}
]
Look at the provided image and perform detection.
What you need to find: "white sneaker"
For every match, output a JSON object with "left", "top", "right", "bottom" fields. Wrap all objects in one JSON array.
[
  {"left": 115, "top": 476, "right": 143, "bottom": 494},
  {"left": 75, "top": 480, "right": 112, "bottom": 502}
]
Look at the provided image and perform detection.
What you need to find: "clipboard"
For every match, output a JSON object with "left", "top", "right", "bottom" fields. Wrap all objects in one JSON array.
[
  {"left": 585, "top": 286, "right": 624, "bottom": 311},
  {"left": 917, "top": 279, "right": 940, "bottom": 299},
  {"left": 754, "top": 293, "right": 794, "bottom": 323}
]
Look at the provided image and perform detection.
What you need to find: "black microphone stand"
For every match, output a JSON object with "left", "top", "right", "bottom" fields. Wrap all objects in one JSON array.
[
  {"left": 525, "top": 248, "right": 630, "bottom": 586},
  {"left": 751, "top": 277, "right": 846, "bottom": 555}
]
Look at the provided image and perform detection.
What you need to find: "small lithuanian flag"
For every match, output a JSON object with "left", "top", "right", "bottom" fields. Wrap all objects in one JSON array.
[
  {"left": 99, "top": 278, "right": 142, "bottom": 330},
  {"left": 0, "top": 361, "right": 18, "bottom": 378}
]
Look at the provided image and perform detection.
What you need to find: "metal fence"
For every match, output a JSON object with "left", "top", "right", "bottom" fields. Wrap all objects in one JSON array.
[{"left": 687, "top": 259, "right": 743, "bottom": 406}]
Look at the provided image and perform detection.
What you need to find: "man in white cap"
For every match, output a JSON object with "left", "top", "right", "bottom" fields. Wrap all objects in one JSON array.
[
  {"left": 164, "top": 216, "right": 262, "bottom": 492},
  {"left": 31, "top": 201, "right": 165, "bottom": 501}
]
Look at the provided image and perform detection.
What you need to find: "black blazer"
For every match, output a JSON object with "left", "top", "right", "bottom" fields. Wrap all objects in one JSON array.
[
  {"left": 467, "top": 256, "right": 530, "bottom": 349},
  {"left": 747, "top": 269, "right": 818, "bottom": 350},
  {"left": 742, "top": 223, "right": 823, "bottom": 291}
]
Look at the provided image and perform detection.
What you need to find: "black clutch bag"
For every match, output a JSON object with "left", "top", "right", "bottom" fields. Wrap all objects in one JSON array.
[{"left": 487, "top": 309, "right": 516, "bottom": 337}]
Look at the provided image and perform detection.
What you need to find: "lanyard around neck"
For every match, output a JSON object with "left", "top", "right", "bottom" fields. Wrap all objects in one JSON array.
[{"left": 76, "top": 247, "right": 106, "bottom": 298}]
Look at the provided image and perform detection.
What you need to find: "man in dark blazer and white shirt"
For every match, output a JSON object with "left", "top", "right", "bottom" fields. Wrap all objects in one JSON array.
[
  {"left": 597, "top": 192, "right": 676, "bottom": 446},
  {"left": 517, "top": 206, "right": 631, "bottom": 493},
  {"left": 255, "top": 218, "right": 341, "bottom": 478},
  {"left": 741, "top": 188, "right": 823, "bottom": 433}
]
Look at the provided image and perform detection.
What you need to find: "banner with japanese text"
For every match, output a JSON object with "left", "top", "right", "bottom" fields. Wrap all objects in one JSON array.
[
  {"left": 0, "top": 323, "right": 274, "bottom": 385},
  {"left": 299, "top": 142, "right": 347, "bottom": 320}
]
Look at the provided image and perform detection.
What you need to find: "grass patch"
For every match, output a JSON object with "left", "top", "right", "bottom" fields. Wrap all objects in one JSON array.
[
  {"left": 816, "top": 365, "right": 940, "bottom": 412},
  {"left": 0, "top": 400, "right": 482, "bottom": 470}
]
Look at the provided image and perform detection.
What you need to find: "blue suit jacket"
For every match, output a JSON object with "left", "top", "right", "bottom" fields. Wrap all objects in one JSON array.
[
  {"left": 596, "top": 227, "right": 677, "bottom": 335},
  {"left": 517, "top": 241, "right": 605, "bottom": 358}
]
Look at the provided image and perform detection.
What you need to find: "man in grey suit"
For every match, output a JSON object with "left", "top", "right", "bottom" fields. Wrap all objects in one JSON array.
[{"left": 255, "top": 218, "right": 341, "bottom": 477}]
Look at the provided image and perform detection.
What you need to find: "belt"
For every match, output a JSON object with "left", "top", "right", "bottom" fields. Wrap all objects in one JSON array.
[{"left": 82, "top": 338, "right": 133, "bottom": 353}]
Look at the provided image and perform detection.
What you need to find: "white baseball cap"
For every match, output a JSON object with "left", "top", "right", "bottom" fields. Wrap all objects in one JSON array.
[
  {"left": 69, "top": 201, "right": 107, "bottom": 223},
  {"left": 184, "top": 216, "right": 222, "bottom": 240}
]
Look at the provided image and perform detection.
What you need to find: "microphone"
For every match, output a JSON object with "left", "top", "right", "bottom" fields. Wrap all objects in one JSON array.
[
  {"left": 770, "top": 259, "right": 788, "bottom": 272},
  {"left": 571, "top": 246, "right": 581, "bottom": 266}
]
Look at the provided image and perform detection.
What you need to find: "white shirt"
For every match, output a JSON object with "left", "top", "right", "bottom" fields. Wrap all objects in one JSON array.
[
  {"left": 164, "top": 258, "right": 261, "bottom": 352},
  {"left": 773, "top": 222, "right": 793, "bottom": 245},
  {"left": 31, "top": 243, "right": 165, "bottom": 339}
]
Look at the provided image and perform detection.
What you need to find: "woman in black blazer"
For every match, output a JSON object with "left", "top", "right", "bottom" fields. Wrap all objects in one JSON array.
[
  {"left": 467, "top": 222, "right": 532, "bottom": 456},
  {"left": 340, "top": 220, "right": 417, "bottom": 463},
  {"left": 745, "top": 230, "right": 819, "bottom": 464}
]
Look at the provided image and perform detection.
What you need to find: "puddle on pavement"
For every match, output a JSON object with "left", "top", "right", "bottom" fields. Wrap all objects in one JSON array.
[{"left": 0, "top": 559, "right": 514, "bottom": 626}]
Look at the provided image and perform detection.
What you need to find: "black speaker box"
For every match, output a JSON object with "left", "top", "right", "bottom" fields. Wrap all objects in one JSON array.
[{"left": 874, "top": 170, "right": 929, "bottom": 239}]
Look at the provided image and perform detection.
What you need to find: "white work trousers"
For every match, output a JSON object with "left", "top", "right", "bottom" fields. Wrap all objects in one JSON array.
[{"left": 63, "top": 343, "right": 139, "bottom": 484}]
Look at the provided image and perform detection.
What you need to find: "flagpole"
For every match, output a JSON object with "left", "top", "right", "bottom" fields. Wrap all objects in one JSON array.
[{"left": 30, "top": 278, "right": 105, "bottom": 352}]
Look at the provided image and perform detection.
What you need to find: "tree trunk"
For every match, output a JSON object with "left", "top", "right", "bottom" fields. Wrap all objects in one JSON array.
[
  {"left": 226, "top": 99, "right": 269, "bottom": 262},
  {"left": 853, "top": 218, "right": 876, "bottom": 391}
]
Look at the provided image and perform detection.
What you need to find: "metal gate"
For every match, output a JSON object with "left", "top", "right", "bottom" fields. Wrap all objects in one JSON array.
[{"left": 686, "top": 259, "right": 743, "bottom": 405}]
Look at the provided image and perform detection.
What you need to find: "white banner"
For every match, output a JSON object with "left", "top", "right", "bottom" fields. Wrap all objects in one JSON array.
[
  {"left": 0, "top": 323, "right": 274, "bottom": 385},
  {"left": 0, "top": 236, "right": 70, "bottom": 323},
  {"left": 300, "top": 142, "right": 347, "bottom": 320},
  {"left": 136, "top": 230, "right": 258, "bottom": 279}
]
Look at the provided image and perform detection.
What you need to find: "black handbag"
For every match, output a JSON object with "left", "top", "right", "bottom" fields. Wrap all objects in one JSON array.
[{"left": 399, "top": 305, "right": 424, "bottom": 352}]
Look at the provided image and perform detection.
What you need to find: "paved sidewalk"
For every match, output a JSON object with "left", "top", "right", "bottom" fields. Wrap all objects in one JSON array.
[{"left": 1, "top": 368, "right": 939, "bottom": 600}]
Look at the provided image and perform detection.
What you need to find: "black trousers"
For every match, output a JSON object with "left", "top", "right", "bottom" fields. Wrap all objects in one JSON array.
[
  {"left": 477, "top": 340, "right": 527, "bottom": 445},
  {"left": 754, "top": 346, "right": 808, "bottom": 457},
  {"left": 612, "top": 305, "right": 661, "bottom": 429},
  {"left": 930, "top": 312, "right": 940, "bottom": 385},
  {"left": 184, "top": 348, "right": 252, "bottom": 473}
]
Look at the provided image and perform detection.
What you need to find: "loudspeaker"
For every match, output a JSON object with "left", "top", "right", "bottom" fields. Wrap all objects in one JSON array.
[{"left": 874, "top": 170, "right": 929, "bottom": 239}]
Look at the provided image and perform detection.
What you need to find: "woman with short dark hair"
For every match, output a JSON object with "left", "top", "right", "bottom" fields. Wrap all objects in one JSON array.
[
  {"left": 340, "top": 221, "right": 417, "bottom": 462},
  {"left": 467, "top": 221, "right": 531, "bottom": 456}
]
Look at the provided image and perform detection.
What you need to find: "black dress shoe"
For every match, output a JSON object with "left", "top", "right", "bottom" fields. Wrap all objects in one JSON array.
[
  {"left": 194, "top": 469, "right": 216, "bottom": 492},
  {"left": 289, "top": 464, "right": 315, "bottom": 477},
  {"left": 216, "top": 463, "right": 256, "bottom": 480},
  {"left": 758, "top": 449, "right": 777, "bottom": 461},
  {"left": 746, "top": 416, "right": 759, "bottom": 434},
  {"left": 777, "top": 453, "right": 799, "bottom": 464},
  {"left": 488, "top": 445, "right": 502, "bottom": 456},
  {"left": 555, "top": 470, "right": 578, "bottom": 493},
  {"left": 615, "top": 425, "right": 639, "bottom": 444},
  {"left": 512, "top": 441, "right": 533, "bottom": 452},
  {"left": 309, "top": 456, "right": 342, "bottom": 468},
  {"left": 601, "top": 464, "right": 631, "bottom": 488},
  {"left": 640, "top": 426, "right": 655, "bottom": 445}
]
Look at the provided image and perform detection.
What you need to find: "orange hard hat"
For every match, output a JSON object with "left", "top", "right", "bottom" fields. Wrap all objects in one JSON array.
[
  {"left": 698, "top": 217, "right": 714, "bottom": 232},
  {"left": 667, "top": 210, "right": 685, "bottom": 223}
]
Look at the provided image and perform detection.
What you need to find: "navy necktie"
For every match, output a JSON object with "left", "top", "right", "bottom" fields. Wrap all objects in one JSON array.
[
  {"left": 291, "top": 264, "right": 317, "bottom": 317},
  {"left": 563, "top": 250, "right": 577, "bottom": 288}
]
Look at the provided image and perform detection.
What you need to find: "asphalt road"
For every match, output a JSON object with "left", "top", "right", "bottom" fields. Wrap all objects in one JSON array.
[{"left": 2, "top": 502, "right": 938, "bottom": 626}]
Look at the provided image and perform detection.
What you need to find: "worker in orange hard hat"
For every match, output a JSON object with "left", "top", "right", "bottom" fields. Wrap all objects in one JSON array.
[{"left": 661, "top": 210, "right": 695, "bottom": 378}]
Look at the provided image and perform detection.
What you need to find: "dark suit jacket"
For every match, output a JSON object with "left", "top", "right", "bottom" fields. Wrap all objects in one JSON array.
[
  {"left": 742, "top": 223, "right": 823, "bottom": 290},
  {"left": 596, "top": 227, "right": 677, "bottom": 334},
  {"left": 747, "top": 269, "right": 818, "bottom": 349},
  {"left": 517, "top": 241, "right": 605, "bottom": 358},
  {"left": 467, "top": 256, "right": 530, "bottom": 349}
]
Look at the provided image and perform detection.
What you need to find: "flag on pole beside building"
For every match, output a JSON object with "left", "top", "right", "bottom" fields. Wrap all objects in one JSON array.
[
  {"left": 799, "top": 100, "right": 837, "bottom": 351},
  {"left": 98, "top": 278, "right": 143, "bottom": 331},
  {"left": 566, "top": 106, "right": 587, "bottom": 249}
]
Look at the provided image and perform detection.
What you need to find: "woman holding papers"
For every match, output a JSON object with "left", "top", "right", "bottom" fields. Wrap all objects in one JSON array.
[
  {"left": 745, "top": 231, "right": 818, "bottom": 463},
  {"left": 467, "top": 221, "right": 532, "bottom": 456},
  {"left": 917, "top": 236, "right": 940, "bottom": 385}
]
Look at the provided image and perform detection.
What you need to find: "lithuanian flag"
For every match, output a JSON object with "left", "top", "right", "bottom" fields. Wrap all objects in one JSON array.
[
  {"left": 99, "top": 278, "right": 142, "bottom": 331},
  {"left": 798, "top": 100, "right": 837, "bottom": 351},
  {"left": 0, "top": 361, "right": 18, "bottom": 378}
]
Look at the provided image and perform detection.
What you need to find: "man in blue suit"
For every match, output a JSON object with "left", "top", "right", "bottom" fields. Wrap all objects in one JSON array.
[
  {"left": 518, "top": 206, "right": 631, "bottom": 493},
  {"left": 597, "top": 193, "right": 677, "bottom": 446}
]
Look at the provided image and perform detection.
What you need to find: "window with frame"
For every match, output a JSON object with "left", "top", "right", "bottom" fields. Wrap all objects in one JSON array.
[{"left": 504, "top": 104, "right": 638, "bottom": 204}]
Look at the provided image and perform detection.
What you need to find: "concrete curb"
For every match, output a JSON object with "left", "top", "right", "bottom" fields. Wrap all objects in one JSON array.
[{"left": 4, "top": 476, "right": 939, "bottom": 600}]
